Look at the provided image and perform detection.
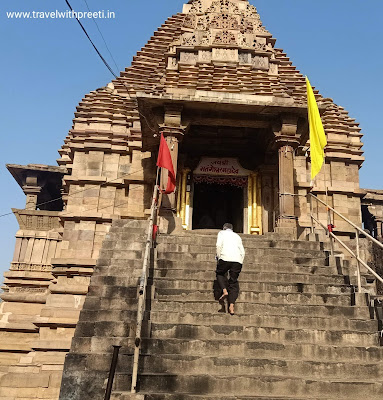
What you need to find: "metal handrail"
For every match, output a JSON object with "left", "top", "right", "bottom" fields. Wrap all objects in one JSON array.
[
  {"left": 308, "top": 193, "right": 383, "bottom": 293},
  {"left": 104, "top": 345, "right": 121, "bottom": 400},
  {"left": 131, "top": 184, "right": 158, "bottom": 393}
]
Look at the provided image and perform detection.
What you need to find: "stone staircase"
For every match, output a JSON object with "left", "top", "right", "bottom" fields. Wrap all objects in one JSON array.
[{"left": 59, "top": 220, "right": 383, "bottom": 400}]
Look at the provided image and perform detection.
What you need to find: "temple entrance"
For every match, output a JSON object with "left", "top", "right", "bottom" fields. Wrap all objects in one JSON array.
[{"left": 192, "top": 182, "right": 244, "bottom": 233}]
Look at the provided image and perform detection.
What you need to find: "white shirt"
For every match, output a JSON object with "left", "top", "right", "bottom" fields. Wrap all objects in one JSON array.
[{"left": 216, "top": 229, "right": 245, "bottom": 264}]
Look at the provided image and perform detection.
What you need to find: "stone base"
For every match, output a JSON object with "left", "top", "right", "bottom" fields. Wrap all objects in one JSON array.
[
  {"left": 352, "top": 291, "right": 370, "bottom": 307},
  {"left": 275, "top": 218, "right": 297, "bottom": 238},
  {"left": 111, "top": 393, "right": 145, "bottom": 400},
  {"left": 158, "top": 210, "right": 184, "bottom": 235}
]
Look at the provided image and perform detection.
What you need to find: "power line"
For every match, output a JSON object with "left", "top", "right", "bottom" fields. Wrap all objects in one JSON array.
[
  {"left": 64, "top": 1, "right": 157, "bottom": 133},
  {"left": 64, "top": 0, "right": 118, "bottom": 78},
  {"left": 82, "top": 0, "right": 120, "bottom": 74}
]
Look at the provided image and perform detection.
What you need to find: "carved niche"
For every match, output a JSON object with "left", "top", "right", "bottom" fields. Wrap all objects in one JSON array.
[
  {"left": 240, "top": 18, "right": 254, "bottom": 33},
  {"left": 211, "top": 13, "right": 239, "bottom": 30},
  {"left": 182, "top": 32, "right": 199, "bottom": 46},
  {"left": 183, "top": 14, "right": 196, "bottom": 29},
  {"left": 239, "top": 52, "right": 251, "bottom": 64},
  {"left": 213, "top": 30, "right": 237, "bottom": 45},
  {"left": 207, "top": 0, "right": 240, "bottom": 14},
  {"left": 252, "top": 56, "right": 269, "bottom": 70},
  {"left": 180, "top": 52, "right": 198, "bottom": 65}
]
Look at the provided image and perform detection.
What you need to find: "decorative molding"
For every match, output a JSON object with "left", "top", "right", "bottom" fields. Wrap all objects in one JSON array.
[
  {"left": 212, "top": 48, "right": 238, "bottom": 62},
  {"left": 179, "top": 51, "right": 198, "bottom": 64}
]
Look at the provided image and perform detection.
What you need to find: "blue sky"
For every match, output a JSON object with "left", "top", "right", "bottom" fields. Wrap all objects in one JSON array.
[{"left": 0, "top": 0, "right": 382, "bottom": 280}]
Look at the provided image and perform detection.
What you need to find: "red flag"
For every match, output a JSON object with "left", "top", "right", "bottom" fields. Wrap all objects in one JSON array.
[{"left": 156, "top": 134, "right": 176, "bottom": 194}]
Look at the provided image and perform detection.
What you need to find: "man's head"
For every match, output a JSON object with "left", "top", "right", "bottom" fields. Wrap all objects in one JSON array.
[{"left": 223, "top": 223, "right": 233, "bottom": 231}]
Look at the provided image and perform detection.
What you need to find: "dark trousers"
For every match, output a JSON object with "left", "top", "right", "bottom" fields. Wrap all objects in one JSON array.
[{"left": 216, "top": 259, "right": 242, "bottom": 305}]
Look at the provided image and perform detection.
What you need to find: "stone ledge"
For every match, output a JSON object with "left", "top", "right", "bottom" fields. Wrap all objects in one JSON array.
[
  {"left": 0, "top": 322, "right": 38, "bottom": 333},
  {"left": 48, "top": 283, "right": 89, "bottom": 295},
  {"left": 51, "top": 258, "right": 97, "bottom": 267},
  {"left": 34, "top": 316, "right": 77, "bottom": 328},
  {"left": 31, "top": 339, "right": 72, "bottom": 352},
  {"left": 0, "top": 293, "right": 47, "bottom": 304}
]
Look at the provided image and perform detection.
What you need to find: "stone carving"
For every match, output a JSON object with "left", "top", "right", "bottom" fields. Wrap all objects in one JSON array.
[
  {"left": 196, "top": 15, "right": 209, "bottom": 30},
  {"left": 239, "top": 52, "right": 251, "bottom": 64},
  {"left": 269, "top": 63, "right": 278, "bottom": 75},
  {"left": 212, "top": 48, "right": 238, "bottom": 62},
  {"left": 11, "top": 262, "right": 52, "bottom": 271},
  {"left": 182, "top": 32, "right": 198, "bottom": 46},
  {"left": 252, "top": 55, "right": 269, "bottom": 70},
  {"left": 240, "top": 18, "right": 254, "bottom": 33},
  {"left": 200, "top": 31, "right": 212, "bottom": 45},
  {"left": 211, "top": 13, "right": 239, "bottom": 30},
  {"left": 183, "top": 14, "right": 196, "bottom": 29},
  {"left": 244, "top": 4, "right": 259, "bottom": 18},
  {"left": 207, "top": 0, "right": 239, "bottom": 14},
  {"left": 199, "top": 50, "right": 212, "bottom": 63},
  {"left": 180, "top": 51, "right": 197, "bottom": 64},
  {"left": 37, "top": 216, "right": 44, "bottom": 228},
  {"left": 167, "top": 57, "right": 178, "bottom": 69},
  {"left": 13, "top": 286, "right": 46, "bottom": 293},
  {"left": 213, "top": 30, "right": 237, "bottom": 45},
  {"left": 252, "top": 39, "right": 265, "bottom": 50},
  {"left": 190, "top": 0, "right": 203, "bottom": 14}
]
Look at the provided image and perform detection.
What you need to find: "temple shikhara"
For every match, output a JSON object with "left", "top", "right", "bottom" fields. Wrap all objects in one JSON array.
[{"left": 1, "top": 1, "right": 383, "bottom": 399}]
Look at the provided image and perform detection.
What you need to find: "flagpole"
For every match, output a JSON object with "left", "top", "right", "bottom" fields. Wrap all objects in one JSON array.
[{"left": 155, "top": 166, "right": 163, "bottom": 216}]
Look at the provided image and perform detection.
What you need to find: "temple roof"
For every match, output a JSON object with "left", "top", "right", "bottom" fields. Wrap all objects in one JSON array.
[{"left": 59, "top": 0, "right": 363, "bottom": 165}]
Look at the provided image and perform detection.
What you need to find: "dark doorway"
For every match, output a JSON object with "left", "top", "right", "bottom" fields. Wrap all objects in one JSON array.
[{"left": 192, "top": 182, "right": 244, "bottom": 232}]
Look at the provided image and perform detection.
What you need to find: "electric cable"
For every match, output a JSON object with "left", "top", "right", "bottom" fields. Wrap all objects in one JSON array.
[
  {"left": 64, "top": 0, "right": 118, "bottom": 78},
  {"left": 82, "top": 0, "right": 120, "bottom": 73}
]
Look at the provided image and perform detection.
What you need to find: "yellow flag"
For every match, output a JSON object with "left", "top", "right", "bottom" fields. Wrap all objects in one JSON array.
[{"left": 306, "top": 76, "right": 327, "bottom": 181}]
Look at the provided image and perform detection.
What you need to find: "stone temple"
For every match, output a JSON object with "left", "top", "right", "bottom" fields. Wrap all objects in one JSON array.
[{"left": 1, "top": 0, "right": 383, "bottom": 399}]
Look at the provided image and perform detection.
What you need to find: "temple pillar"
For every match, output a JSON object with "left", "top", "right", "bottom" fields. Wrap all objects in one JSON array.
[
  {"left": 274, "top": 115, "right": 300, "bottom": 236},
  {"left": 159, "top": 104, "right": 186, "bottom": 211},
  {"left": 158, "top": 105, "right": 187, "bottom": 234},
  {"left": 23, "top": 175, "right": 41, "bottom": 210}
]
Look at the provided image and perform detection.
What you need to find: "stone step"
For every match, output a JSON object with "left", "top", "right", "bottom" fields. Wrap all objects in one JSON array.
[
  {"left": 113, "top": 373, "right": 383, "bottom": 398},
  {"left": 157, "top": 252, "right": 327, "bottom": 266},
  {"left": 88, "top": 285, "right": 138, "bottom": 299},
  {"left": 67, "top": 352, "right": 383, "bottom": 380},
  {"left": 152, "top": 269, "right": 354, "bottom": 285},
  {"left": 147, "top": 311, "right": 376, "bottom": 332},
  {"left": 74, "top": 308, "right": 377, "bottom": 333},
  {"left": 135, "top": 354, "right": 383, "bottom": 380},
  {"left": 74, "top": 320, "right": 137, "bottom": 339},
  {"left": 156, "top": 259, "right": 338, "bottom": 275},
  {"left": 97, "top": 249, "right": 144, "bottom": 260},
  {"left": 101, "top": 240, "right": 146, "bottom": 251},
  {"left": 152, "top": 301, "right": 371, "bottom": 320},
  {"left": 70, "top": 335, "right": 383, "bottom": 365},
  {"left": 90, "top": 270, "right": 355, "bottom": 287},
  {"left": 95, "top": 258, "right": 146, "bottom": 270},
  {"left": 153, "top": 278, "right": 353, "bottom": 295},
  {"left": 154, "top": 289, "right": 352, "bottom": 306},
  {"left": 112, "top": 394, "right": 329, "bottom": 400},
  {"left": 157, "top": 244, "right": 325, "bottom": 257},
  {"left": 142, "top": 338, "right": 383, "bottom": 363},
  {"left": 82, "top": 295, "right": 139, "bottom": 312},
  {"left": 112, "top": 219, "right": 148, "bottom": 229},
  {"left": 157, "top": 235, "right": 322, "bottom": 250},
  {"left": 149, "top": 323, "right": 378, "bottom": 346}
]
